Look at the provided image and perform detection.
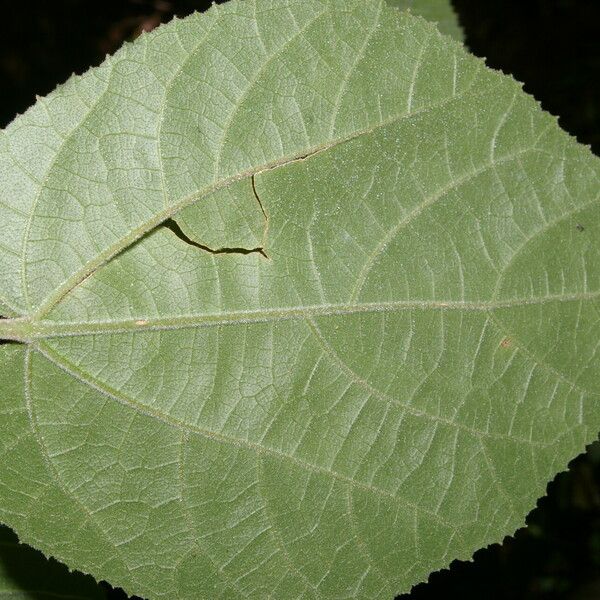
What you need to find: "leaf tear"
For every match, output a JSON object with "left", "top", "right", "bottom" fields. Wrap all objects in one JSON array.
[
  {"left": 163, "top": 218, "right": 268, "bottom": 258},
  {"left": 166, "top": 174, "right": 269, "bottom": 258}
]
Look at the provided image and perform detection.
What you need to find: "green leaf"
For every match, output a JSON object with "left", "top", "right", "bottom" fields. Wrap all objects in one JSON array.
[
  {"left": 0, "top": 525, "right": 106, "bottom": 599},
  {"left": 387, "top": 0, "right": 464, "bottom": 41},
  {"left": 0, "top": 1, "right": 599, "bottom": 598}
]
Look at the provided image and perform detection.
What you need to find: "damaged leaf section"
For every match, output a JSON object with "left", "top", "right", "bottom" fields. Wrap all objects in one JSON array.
[
  {"left": 164, "top": 218, "right": 267, "bottom": 258},
  {"left": 172, "top": 176, "right": 268, "bottom": 256}
]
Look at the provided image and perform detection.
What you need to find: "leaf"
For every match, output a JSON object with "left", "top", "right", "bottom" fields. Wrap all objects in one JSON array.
[
  {"left": 0, "top": 525, "right": 106, "bottom": 599},
  {"left": 387, "top": 0, "right": 464, "bottom": 41},
  {"left": 0, "top": 1, "right": 599, "bottom": 598}
]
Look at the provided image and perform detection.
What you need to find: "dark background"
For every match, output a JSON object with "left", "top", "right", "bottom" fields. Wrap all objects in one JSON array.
[{"left": 1, "top": 1, "right": 599, "bottom": 599}]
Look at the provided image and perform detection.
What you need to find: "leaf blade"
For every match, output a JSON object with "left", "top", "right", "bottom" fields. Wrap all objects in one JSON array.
[{"left": 0, "top": 1, "right": 599, "bottom": 599}]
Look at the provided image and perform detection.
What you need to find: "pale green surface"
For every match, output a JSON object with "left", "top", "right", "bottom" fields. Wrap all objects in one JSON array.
[
  {"left": 388, "top": 0, "right": 463, "bottom": 41},
  {"left": 0, "top": 526, "right": 105, "bottom": 599},
  {"left": 0, "top": 1, "right": 599, "bottom": 599}
]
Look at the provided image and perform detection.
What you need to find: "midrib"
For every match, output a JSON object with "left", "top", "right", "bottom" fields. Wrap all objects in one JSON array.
[{"left": 1, "top": 289, "right": 598, "bottom": 342}]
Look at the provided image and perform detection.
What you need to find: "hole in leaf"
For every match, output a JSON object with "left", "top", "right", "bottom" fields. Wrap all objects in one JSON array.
[{"left": 164, "top": 218, "right": 268, "bottom": 258}]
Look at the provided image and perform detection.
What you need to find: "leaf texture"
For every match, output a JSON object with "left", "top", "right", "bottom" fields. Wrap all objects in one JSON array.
[{"left": 0, "top": 1, "right": 599, "bottom": 598}]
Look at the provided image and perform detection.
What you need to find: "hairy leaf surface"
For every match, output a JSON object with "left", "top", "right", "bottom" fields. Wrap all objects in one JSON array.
[{"left": 0, "top": 1, "right": 599, "bottom": 599}]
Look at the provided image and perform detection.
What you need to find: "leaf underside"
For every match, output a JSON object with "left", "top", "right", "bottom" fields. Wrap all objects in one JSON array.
[{"left": 0, "top": 1, "right": 599, "bottom": 599}]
